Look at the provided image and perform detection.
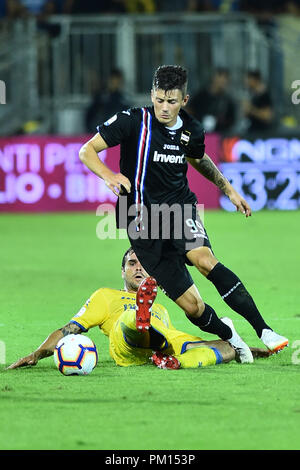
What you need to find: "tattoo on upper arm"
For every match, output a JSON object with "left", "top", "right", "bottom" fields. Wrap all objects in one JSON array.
[
  {"left": 60, "top": 323, "right": 82, "bottom": 337},
  {"left": 198, "top": 155, "right": 228, "bottom": 193}
]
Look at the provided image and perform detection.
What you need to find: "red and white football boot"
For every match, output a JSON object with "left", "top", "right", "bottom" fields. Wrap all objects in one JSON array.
[
  {"left": 151, "top": 351, "right": 181, "bottom": 370},
  {"left": 135, "top": 276, "right": 158, "bottom": 332}
]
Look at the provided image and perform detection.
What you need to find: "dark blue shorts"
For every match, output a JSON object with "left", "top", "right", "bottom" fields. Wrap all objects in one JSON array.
[{"left": 127, "top": 203, "right": 212, "bottom": 300}]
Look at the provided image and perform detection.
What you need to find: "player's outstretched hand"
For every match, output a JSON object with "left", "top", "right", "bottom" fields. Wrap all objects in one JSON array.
[
  {"left": 228, "top": 188, "right": 252, "bottom": 217},
  {"left": 104, "top": 172, "right": 131, "bottom": 197},
  {"left": 6, "top": 352, "right": 38, "bottom": 370}
]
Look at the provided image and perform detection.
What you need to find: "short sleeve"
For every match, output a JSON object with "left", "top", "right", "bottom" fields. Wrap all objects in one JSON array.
[
  {"left": 185, "top": 125, "right": 206, "bottom": 159},
  {"left": 70, "top": 289, "right": 109, "bottom": 331},
  {"left": 97, "top": 110, "right": 134, "bottom": 147}
]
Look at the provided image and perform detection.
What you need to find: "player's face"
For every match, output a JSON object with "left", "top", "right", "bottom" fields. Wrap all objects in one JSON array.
[
  {"left": 151, "top": 88, "right": 189, "bottom": 127},
  {"left": 122, "top": 252, "right": 149, "bottom": 292}
]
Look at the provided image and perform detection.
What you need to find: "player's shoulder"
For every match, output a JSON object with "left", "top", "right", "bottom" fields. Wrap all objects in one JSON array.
[
  {"left": 93, "top": 287, "right": 119, "bottom": 295},
  {"left": 117, "top": 105, "right": 154, "bottom": 124},
  {"left": 90, "top": 287, "right": 117, "bottom": 302},
  {"left": 102, "top": 107, "right": 142, "bottom": 126},
  {"left": 112, "top": 107, "right": 147, "bottom": 127},
  {"left": 180, "top": 108, "right": 205, "bottom": 135},
  {"left": 119, "top": 107, "right": 145, "bottom": 119},
  {"left": 94, "top": 287, "right": 134, "bottom": 301}
]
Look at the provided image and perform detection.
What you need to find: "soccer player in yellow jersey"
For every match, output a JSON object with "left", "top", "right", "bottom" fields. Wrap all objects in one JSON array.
[{"left": 7, "top": 248, "right": 270, "bottom": 371}]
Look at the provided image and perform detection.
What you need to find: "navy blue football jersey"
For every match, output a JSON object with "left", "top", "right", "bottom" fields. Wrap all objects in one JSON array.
[{"left": 97, "top": 106, "right": 205, "bottom": 227}]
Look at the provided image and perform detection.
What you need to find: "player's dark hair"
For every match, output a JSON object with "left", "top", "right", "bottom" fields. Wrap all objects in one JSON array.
[
  {"left": 121, "top": 247, "right": 134, "bottom": 269},
  {"left": 152, "top": 65, "right": 188, "bottom": 96}
]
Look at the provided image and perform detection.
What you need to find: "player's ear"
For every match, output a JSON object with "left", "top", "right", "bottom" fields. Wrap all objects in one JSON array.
[{"left": 182, "top": 94, "right": 190, "bottom": 107}]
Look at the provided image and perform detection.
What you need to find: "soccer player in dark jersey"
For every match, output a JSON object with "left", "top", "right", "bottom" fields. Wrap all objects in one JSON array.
[{"left": 79, "top": 65, "right": 288, "bottom": 363}]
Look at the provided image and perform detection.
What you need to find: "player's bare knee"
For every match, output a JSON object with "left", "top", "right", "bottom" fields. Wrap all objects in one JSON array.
[
  {"left": 184, "top": 298, "right": 205, "bottom": 318},
  {"left": 190, "top": 250, "right": 218, "bottom": 277},
  {"left": 176, "top": 285, "right": 205, "bottom": 318}
]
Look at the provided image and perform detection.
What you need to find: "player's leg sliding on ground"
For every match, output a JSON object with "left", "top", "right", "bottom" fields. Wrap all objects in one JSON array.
[
  {"left": 151, "top": 336, "right": 272, "bottom": 370},
  {"left": 109, "top": 276, "right": 269, "bottom": 369},
  {"left": 151, "top": 340, "right": 227, "bottom": 369},
  {"left": 113, "top": 280, "right": 228, "bottom": 369},
  {"left": 186, "top": 246, "right": 289, "bottom": 353},
  {"left": 108, "top": 278, "right": 167, "bottom": 366},
  {"left": 175, "top": 284, "right": 254, "bottom": 363}
]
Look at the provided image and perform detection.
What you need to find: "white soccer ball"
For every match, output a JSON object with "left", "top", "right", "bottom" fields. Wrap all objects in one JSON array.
[{"left": 54, "top": 334, "right": 98, "bottom": 376}]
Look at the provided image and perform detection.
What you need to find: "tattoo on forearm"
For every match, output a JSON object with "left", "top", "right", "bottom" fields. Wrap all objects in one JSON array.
[
  {"left": 197, "top": 155, "right": 229, "bottom": 193},
  {"left": 60, "top": 323, "right": 82, "bottom": 337}
]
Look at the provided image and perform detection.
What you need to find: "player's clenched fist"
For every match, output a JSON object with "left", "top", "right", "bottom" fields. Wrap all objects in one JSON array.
[{"left": 104, "top": 172, "right": 131, "bottom": 196}]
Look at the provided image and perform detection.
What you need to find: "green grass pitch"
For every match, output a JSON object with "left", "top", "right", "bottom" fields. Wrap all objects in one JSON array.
[{"left": 0, "top": 209, "right": 299, "bottom": 450}]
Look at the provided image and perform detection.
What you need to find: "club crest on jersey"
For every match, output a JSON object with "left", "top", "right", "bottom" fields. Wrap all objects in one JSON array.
[{"left": 180, "top": 130, "right": 191, "bottom": 146}]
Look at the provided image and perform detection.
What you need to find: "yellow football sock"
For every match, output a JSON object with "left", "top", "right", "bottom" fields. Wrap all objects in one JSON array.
[{"left": 176, "top": 346, "right": 223, "bottom": 368}]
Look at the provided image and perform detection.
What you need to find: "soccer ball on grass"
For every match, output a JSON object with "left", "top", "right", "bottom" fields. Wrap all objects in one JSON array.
[{"left": 54, "top": 334, "right": 98, "bottom": 375}]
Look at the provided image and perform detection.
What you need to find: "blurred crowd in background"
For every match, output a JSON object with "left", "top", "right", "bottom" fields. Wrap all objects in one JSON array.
[
  {"left": 85, "top": 66, "right": 275, "bottom": 136},
  {"left": 0, "top": 0, "right": 299, "bottom": 137},
  {"left": 1, "top": 0, "right": 300, "bottom": 17}
]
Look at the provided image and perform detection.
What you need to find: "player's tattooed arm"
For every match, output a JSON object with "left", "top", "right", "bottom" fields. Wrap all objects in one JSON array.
[
  {"left": 187, "top": 154, "right": 229, "bottom": 194},
  {"left": 60, "top": 322, "right": 83, "bottom": 337},
  {"left": 187, "top": 153, "right": 252, "bottom": 217},
  {"left": 36, "top": 322, "right": 83, "bottom": 358},
  {"left": 6, "top": 323, "right": 83, "bottom": 370}
]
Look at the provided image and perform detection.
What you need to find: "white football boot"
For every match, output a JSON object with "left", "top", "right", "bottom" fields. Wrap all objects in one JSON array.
[
  {"left": 221, "top": 317, "right": 254, "bottom": 363},
  {"left": 260, "top": 329, "right": 289, "bottom": 353}
]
